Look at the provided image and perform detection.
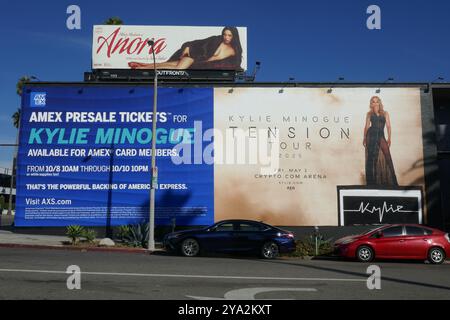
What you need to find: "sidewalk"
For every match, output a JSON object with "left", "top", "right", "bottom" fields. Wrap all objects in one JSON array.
[
  {"left": 0, "top": 229, "right": 163, "bottom": 254},
  {"left": 0, "top": 214, "right": 163, "bottom": 254},
  {"left": 0, "top": 230, "right": 67, "bottom": 247}
]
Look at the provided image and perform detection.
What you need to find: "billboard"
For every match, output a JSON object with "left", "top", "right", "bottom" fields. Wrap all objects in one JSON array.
[
  {"left": 213, "top": 87, "right": 426, "bottom": 226},
  {"left": 92, "top": 25, "right": 247, "bottom": 71},
  {"left": 16, "top": 86, "right": 214, "bottom": 226},
  {"left": 16, "top": 86, "right": 427, "bottom": 227}
]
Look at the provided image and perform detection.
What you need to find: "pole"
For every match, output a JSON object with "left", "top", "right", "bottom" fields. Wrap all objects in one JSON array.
[
  {"left": 315, "top": 236, "right": 318, "bottom": 256},
  {"left": 8, "top": 115, "right": 21, "bottom": 216},
  {"left": 148, "top": 43, "right": 157, "bottom": 251},
  {"left": 7, "top": 160, "right": 15, "bottom": 215},
  {"left": 314, "top": 226, "right": 319, "bottom": 256}
]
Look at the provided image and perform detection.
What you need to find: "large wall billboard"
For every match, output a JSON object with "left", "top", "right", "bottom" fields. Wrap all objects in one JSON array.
[
  {"left": 213, "top": 87, "right": 426, "bottom": 226},
  {"left": 17, "top": 86, "right": 214, "bottom": 226},
  {"left": 16, "top": 86, "right": 427, "bottom": 227},
  {"left": 92, "top": 25, "right": 247, "bottom": 71}
]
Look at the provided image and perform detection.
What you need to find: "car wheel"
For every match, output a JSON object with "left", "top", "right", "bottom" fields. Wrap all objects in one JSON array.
[
  {"left": 428, "top": 247, "right": 445, "bottom": 264},
  {"left": 261, "top": 241, "right": 279, "bottom": 259},
  {"left": 356, "top": 246, "right": 374, "bottom": 262},
  {"left": 181, "top": 238, "right": 200, "bottom": 257}
]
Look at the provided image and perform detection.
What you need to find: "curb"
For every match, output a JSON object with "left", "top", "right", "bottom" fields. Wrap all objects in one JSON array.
[{"left": 0, "top": 242, "right": 163, "bottom": 254}]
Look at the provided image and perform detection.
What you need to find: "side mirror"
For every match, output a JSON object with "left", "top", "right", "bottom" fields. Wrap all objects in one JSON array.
[{"left": 376, "top": 231, "right": 383, "bottom": 238}]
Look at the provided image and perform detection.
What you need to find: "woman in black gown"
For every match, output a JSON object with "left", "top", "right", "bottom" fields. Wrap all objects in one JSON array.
[
  {"left": 363, "top": 96, "right": 398, "bottom": 186},
  {"left": 128, "top": 26, "right": 243, "bottom": 70}
]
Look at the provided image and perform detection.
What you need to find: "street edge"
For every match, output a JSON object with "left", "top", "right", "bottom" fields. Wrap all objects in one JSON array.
[{"left": 0, "top": 242, "right": 161, "bottom": 254}]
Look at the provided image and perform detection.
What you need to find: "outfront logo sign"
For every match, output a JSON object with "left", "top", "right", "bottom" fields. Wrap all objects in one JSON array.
[{"left": 30, "top": 92, "right": 46, "bottom": 107}]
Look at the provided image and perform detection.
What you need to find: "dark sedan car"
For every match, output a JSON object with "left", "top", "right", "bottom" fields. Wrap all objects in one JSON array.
[
  {"left": 163, "top": 219, "right": 296, "bottom": 259},
  {"left": 334, "top": 224, "right": 450, "bottom": 264}
]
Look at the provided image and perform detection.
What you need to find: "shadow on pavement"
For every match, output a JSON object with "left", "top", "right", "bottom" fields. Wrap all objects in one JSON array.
[
  {"left": 150, "top": 250, "right": 267, "bottom": 261},
  {"left": 311, "top": 255, "right": 445, "bottom": 265},
  {"left": 258, "top": 256, "right": 450, "bottom": 292}
]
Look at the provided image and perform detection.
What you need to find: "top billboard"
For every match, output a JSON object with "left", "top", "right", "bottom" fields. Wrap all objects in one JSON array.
[{"left": 92, "top": 25, "right": 247, "bottom": 72}]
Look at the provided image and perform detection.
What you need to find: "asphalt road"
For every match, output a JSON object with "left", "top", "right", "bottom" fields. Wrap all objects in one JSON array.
[{"left": 0, "top": 247, "right": 449, "bottom": 300}]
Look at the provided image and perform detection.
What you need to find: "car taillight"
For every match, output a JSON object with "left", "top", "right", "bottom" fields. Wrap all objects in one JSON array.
[
  {"left": 445, "top": 233, "right": 450, "bottom": 244},
  {"left": 277, "top": 232, "right": 295, "bottom": 239},
  {"left": 277, "top": 232, "right": 294, "bottom": 238},
  {"left": 283, "top": 233, "right": 295, "bottom": 239}
]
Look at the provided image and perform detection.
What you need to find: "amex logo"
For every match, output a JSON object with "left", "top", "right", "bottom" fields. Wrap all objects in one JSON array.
[{"left": 30, "top": 92, "right": 46, "bottom": 107}]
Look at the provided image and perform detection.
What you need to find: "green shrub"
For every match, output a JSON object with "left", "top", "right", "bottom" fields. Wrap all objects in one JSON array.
[
  {"left": 83, "top": 229, "right": 97, "bottom": 243},
  {"left": 66, "top": 225, "right": 85, "bottom": 245},
  {"left": 122, "top": 223, "right": 149, "bottom": 248},
  {"left": 288, "top": 233, "right": 334, "bottom": 258},
  {"left": 288, "top": 241, "right": 313, "bottom": 258},
  {"left": 116, "top": 225, "right": 131, "bottom": 241}
]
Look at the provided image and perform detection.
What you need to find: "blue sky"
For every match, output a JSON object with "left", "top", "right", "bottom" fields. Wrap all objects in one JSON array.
[{"left": 1, "top": 0, "right": 450, "bottom": 169}]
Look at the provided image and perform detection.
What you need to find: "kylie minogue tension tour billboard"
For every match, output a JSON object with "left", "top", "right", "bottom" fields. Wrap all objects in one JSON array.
[{"left": 16, "top": 86, "right": 427, "bottom": 227}]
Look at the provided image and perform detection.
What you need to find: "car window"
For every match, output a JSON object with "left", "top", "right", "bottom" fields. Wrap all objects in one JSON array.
[
  {"left": 382, "top": 226, "right": 404, "bottom": 237},
  {"left": 215, "top": 223, "right": 234, "bottom": 232},
  {"left": 369, "top": 231, "right": 382, "bottom": 239},
  {"left": 239, "top": 223, "right": 264, "bottom": 232},
  {"left": 405, "top": 226, "right": 426, "bottom": 236}
]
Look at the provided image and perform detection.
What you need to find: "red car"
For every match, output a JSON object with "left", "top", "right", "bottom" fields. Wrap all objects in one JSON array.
[{"left": 334, "top": 224, "right": 450, "bottom": 264}]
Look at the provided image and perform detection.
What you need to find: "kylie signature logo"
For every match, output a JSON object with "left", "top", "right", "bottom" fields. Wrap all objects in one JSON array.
[{"left": 347, "top": 202, "right": 417, "bottom": 223}]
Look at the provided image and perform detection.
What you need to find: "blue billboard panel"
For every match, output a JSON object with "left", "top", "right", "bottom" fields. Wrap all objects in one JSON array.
[{"left": 16, "top": 86, "right": 214, "bottom": 227}]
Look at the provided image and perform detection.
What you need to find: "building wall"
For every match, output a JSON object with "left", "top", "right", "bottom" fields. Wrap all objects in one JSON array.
[
  {"left": 432, "top": 87, "right": 450, "bottom": 231},
  {"left": 15, "top": 82, "right": 444, "bottom": 229}
]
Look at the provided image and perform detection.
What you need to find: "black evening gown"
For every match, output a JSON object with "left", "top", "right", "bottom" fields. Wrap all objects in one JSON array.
[
  {"left": 166, "top": 35, "right": 241, "bottom": 70},
  {"left": 365, "top": 113, "right": 398, "bottom": 186}
]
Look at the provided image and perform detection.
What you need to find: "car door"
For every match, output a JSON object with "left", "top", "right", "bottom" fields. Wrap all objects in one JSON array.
[
  {"left": 201, "top": 222, "right": 235, "bottom": 253},
  {"left": 403, "top": 226, "right": 432, "bottom": 258},
  {"left": 373, "top": 226, "right": 405, "bottom": 258},
  {"left": 233, "top": 222, "right": 265, "bottom": 252}
]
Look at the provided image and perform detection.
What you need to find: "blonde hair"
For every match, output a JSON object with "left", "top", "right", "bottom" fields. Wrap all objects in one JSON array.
[{"left": 369, "top": 96, "right": 385, "bottom": 115}]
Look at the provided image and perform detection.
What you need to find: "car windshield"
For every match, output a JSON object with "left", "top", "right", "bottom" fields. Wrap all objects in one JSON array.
[{"left": 361, "top": 226, "right": 385, "bottom": 236}]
